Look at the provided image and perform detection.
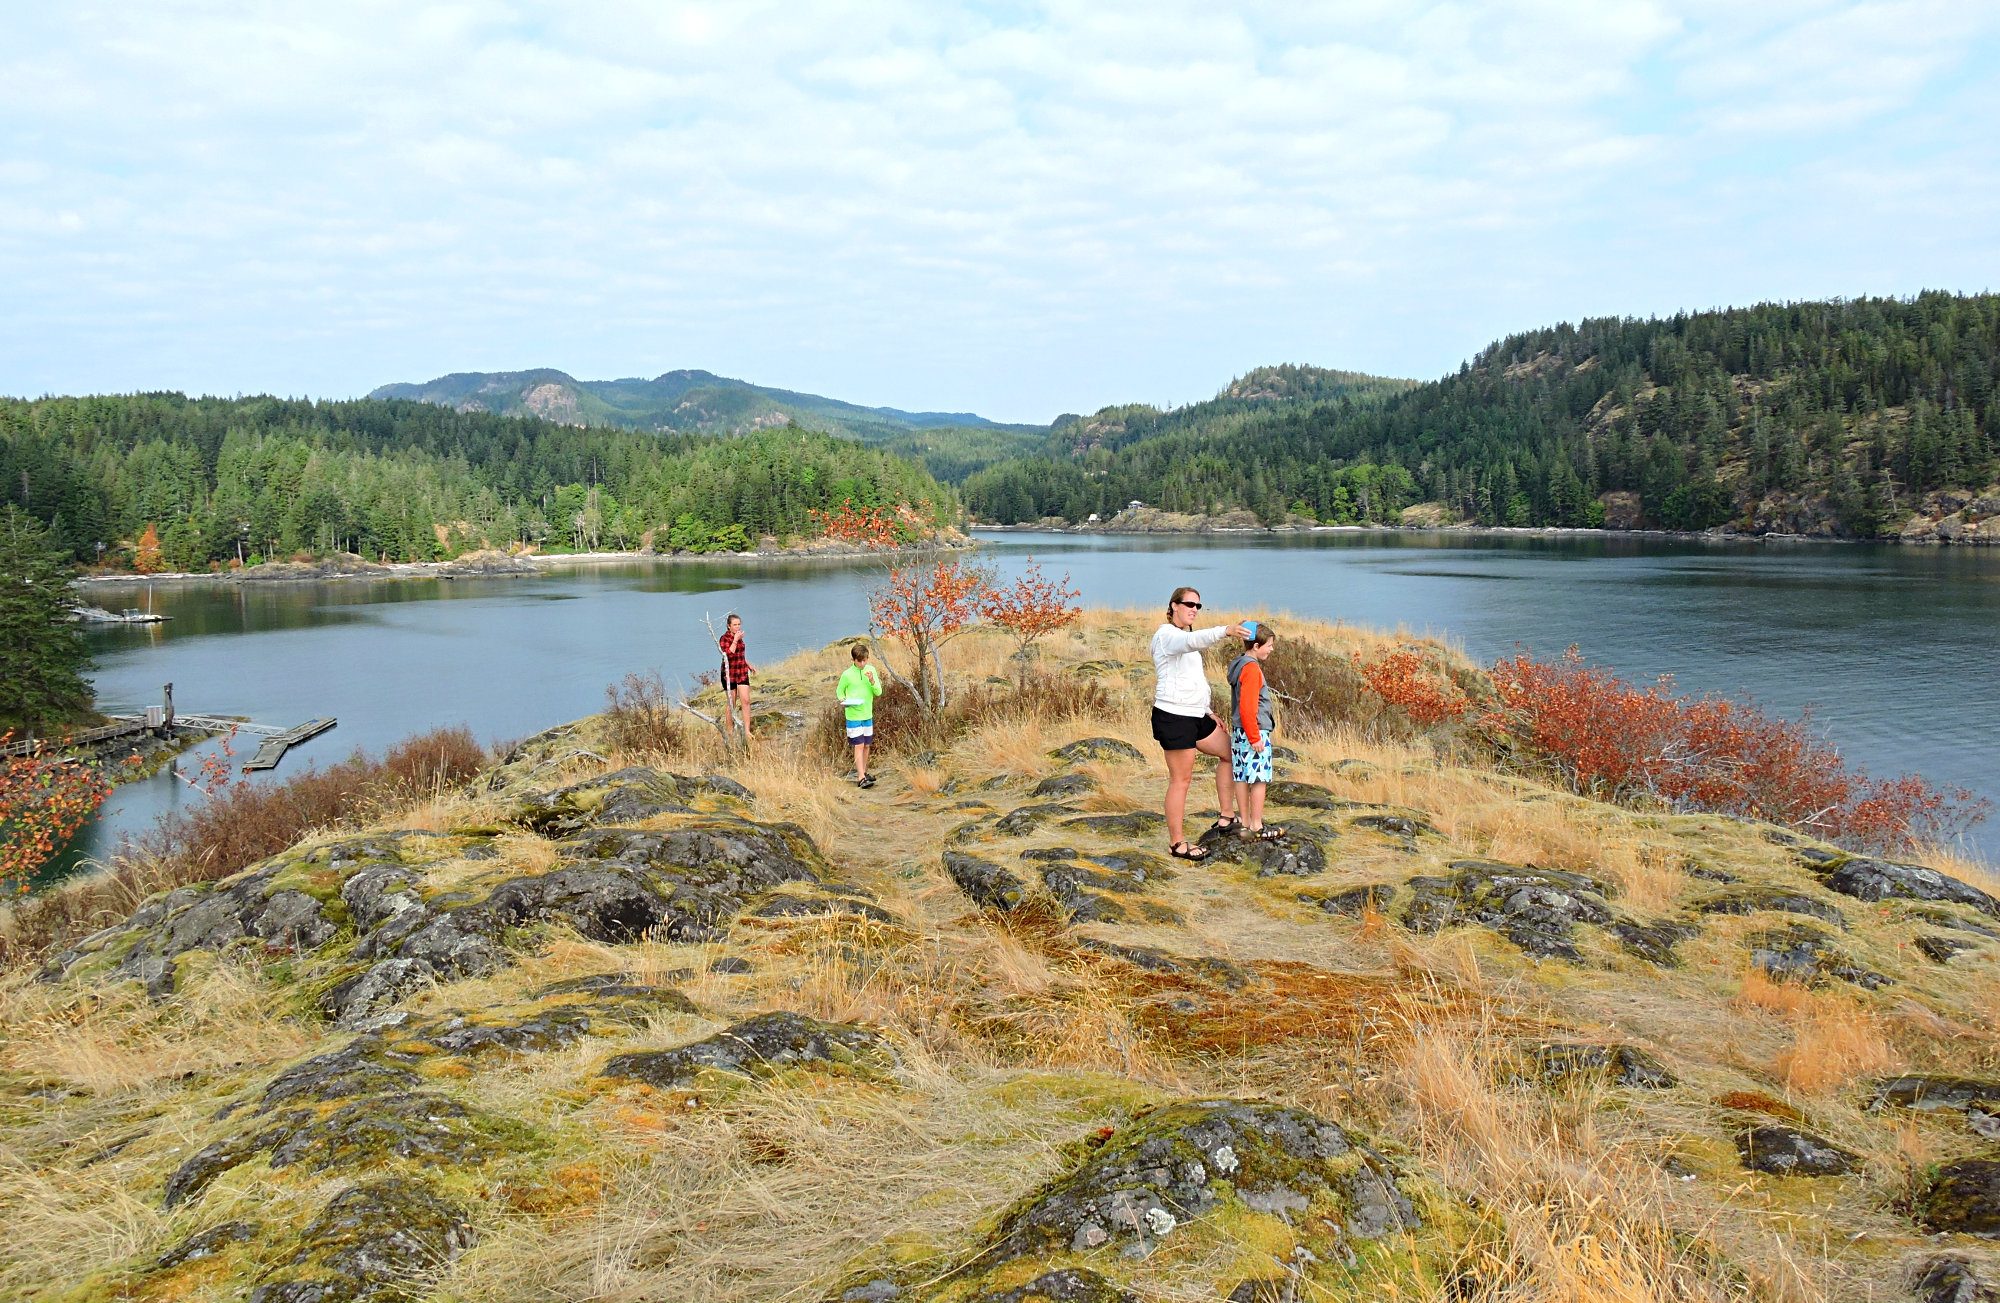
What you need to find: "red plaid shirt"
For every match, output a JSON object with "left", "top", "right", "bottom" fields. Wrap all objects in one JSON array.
[{"left": 719, "top": 632, "right": 750, "bottom": 684}]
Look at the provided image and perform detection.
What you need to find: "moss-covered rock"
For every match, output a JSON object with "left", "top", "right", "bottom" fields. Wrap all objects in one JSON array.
[
  {"left": 1403, "top": 861, "right": 1615, "bottom": 961},
  {"left": 250, "top": 1177, "right": 474, "bottom": 1303},
  {"left": 1734, "top": 1125, "right": 1859, "bottom": 1177},
  {"left": 994, "top": 804, "right": 1082, "bottom": 837},
  {"left": 1527, "top": 1042, "right": 1678, "bottom": 1089},
  {"left": 1060, "top": 812, "right": 1166, "bottom": 839},
  {"left": 1197, "top": 825, "right": 1331, "bottom": 878},
  {"left": 506, "top": 766, "right": 752, "bottom": 835},
  {"left": 1916, "top": 1160, "right": 2000, "bottom": 1237},
  {"left": 1050, "top": 738, "right": 1144, "bottom": 765},
  {"left": 1032, "top": 773, "right": 1099, "bottom": 800},
  {"left": 1812, "top": 855, "right": 2000, "bottom": 917},
  {"left": 602, "top": 1011, "right": 897, "bottom": 1088},
  {"left": 945, "top": 850, "right": 1030, "bottom": 912},
  {"left": 963, "top": 1268, "right": 1137, "bottom": 1302},
  {"left": 1746, "top": 923, "right": 1890, "bottom": 989},
  {"left": 167, "top": 1092, "right": 523, "bottom": 1208},
  {"left": 987, "top": 1099, "right": 1421, "bottom": 1264},
  {"left": 1695, "top": 887, "right": 1847, "bottom": 927}
]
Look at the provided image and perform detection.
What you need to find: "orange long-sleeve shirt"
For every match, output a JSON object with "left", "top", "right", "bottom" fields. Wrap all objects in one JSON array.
[{"left": 1236, "top": 659, "right": 1266, "bottom": 746}]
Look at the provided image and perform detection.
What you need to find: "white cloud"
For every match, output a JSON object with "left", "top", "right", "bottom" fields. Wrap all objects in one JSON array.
[{"left": 0, "top": 0, "right": 1995, "bottom": 418}]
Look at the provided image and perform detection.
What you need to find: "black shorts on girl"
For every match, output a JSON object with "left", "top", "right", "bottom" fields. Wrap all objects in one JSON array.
[{"left": 1151, "top": 707, "right": 1217, "bottom": 752}]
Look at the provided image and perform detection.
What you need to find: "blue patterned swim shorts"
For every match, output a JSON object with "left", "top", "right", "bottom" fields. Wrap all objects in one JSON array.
[{"left": 1230, "top": 730, "right": 1272, "bottom": 784}]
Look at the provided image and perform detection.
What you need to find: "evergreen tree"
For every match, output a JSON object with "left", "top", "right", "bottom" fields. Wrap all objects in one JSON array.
[{"left": 0, "top": 507, "right": 96, "bottom": 733}]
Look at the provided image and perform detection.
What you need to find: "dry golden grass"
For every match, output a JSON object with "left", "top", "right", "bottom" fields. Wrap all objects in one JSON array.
[
  {"left": 6, "top": 606, "right": 1986, "bottom": 1303},
  {"left": 1769, "top": 996, "right": 1900, "bottom": 1096}
]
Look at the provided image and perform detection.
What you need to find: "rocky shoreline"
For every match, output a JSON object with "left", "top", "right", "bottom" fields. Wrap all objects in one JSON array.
[
  {"left": 72, "top": 534, "right": 976, "bottom": 588},
  {"left": 978, "top": 487, "right": 2000, "bottom": 545}
]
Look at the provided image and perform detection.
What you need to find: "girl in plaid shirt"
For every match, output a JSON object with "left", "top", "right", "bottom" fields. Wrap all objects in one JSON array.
[{"left": 719, "top": 612, "right": 755, "bottom": 742}]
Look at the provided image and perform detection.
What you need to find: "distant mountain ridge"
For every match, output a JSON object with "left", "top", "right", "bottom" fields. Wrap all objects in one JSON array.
[{"left": 368, "top": 367, "right": 1041, "bottom": 442}]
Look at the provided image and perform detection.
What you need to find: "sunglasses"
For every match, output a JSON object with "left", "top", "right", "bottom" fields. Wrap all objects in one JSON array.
[{"left": 1176, "top": 599, "right": 1202, "bottom": 609}]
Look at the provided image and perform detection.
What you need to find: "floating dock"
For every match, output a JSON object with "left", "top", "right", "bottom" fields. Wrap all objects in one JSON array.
[{"left": 242, "top": 718, "right": 338, "bottom": 772}]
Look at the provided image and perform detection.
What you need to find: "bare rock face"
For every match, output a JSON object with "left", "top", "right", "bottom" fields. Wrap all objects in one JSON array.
[
  {"left": 602, "top": 1011, "right": 896, "bottom": 1088},
  {"left": 988, "top": 1099, "right": 1419, "bottom": 1264}
]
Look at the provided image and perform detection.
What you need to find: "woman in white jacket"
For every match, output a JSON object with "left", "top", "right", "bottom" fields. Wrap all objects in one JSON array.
[{"left": 1151, "top": 585, "right": 1249, "bottom": 859}]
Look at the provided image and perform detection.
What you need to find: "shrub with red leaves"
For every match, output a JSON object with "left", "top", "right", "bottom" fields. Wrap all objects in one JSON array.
[
  {"left": 1485, "top": 647, "right": 1987, "bottom": 853},
  {"left": 1352, "top": 648, "right": 1471, "bottom": 727}
]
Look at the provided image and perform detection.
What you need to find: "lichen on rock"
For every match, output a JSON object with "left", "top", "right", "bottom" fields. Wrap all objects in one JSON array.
[
  {"left": 249, "top": 1177, "right": 474, "bottom": 1303},
  {"left": 986, "top": 1099, "right": 1421, "bottom": 1265},
  {"left": 602, "top": 1010, "right": 897, "bottom": 1088}
]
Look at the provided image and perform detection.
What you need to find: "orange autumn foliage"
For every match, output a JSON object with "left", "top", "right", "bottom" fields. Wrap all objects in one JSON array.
[
  {"left": 808, "top": 500, "right": 901, "bottom": 547},
  {"left": 982, "top": 557, "right": 1080, "bottom": 679},
  {"left": 0, "top": 734, "right": 111, "bottom": 893},
  {"left": 1352, "top": 647, "right": 1470, "bottom": 727},
  {"left": 1485, "top": 647, "right": 1987, "bottom": 853},
  {"left": 868, "top": 558, "right": 994, "bottom": 710}
]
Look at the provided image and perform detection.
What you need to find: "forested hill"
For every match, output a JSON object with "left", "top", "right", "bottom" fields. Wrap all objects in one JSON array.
[
  {"left": 370, "top": 367, "right": 1042, "bottom": 444},
  {"left": 962, "top": 295, "right": 2000, "bottom": 537},
  {"left": 0, "top": 393, "right": 959, "bottom": 568}
]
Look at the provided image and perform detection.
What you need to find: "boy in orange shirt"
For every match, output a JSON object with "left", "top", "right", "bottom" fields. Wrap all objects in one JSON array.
[{"left": 1225, "top": 622, "right": 1284, "bottom": 840}]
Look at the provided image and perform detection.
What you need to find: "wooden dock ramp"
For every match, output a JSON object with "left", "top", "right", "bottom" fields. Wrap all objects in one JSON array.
[{"left": 243, "top": 718, "right": 338, "bottom": 773}]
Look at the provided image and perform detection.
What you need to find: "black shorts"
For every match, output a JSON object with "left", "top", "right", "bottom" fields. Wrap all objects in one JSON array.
[
  {"left": 725, "top": 677, "right": 750, "bottom": 691},
  {"left": 1151, "top": 707, "right": 1217, "bottom": 752}
]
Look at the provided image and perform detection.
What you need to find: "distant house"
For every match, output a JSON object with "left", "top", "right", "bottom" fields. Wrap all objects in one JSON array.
[
  {"left": 1086, "top": 513, "right": 1100, "bottom": 523},
  {"left": 1127, "top": 500, "right": 1145, "bottom": 511}
]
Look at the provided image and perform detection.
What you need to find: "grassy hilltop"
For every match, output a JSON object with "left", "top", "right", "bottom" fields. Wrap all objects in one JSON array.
[{"left": 3, "top": 613, "right": 1998, "bottom": 1302}]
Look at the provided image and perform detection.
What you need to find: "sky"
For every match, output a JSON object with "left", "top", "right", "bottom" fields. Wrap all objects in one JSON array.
[{"left": 4, "top": 1, "right": 1998, "bottom": 423}]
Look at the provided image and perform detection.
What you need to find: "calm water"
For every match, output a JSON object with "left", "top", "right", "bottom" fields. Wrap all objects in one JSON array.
[{"left": 69, "top": 530, "right": 2000, "bottom": 871}]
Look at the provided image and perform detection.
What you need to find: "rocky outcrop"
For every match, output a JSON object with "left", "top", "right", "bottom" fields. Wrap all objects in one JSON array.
[
  {"left": 945, "top": 850, "right": 1030, "bottom": 912},
  {"left": 1807, "top": 853, "right": 2000, "bottom": 917},
  {"left": 1735, "top": 1125, "right": 1859, "bottom": 1177},
  {"left": 1694, "top": 886, "right": 1847, "bottom": 927},
  {"left": 1916, "top": 1160, "right": 2000, "bottom": 1237},
  {"left": 988, "top": 1100, "right": 1421, "bottom": 1263},
  {"left": 1050, "top": 738, "right": 1144, "bottom": 765},
  {"left": 250, "top": 1178, "right": 474, "bottom": 1303},
  {"left": 48, "top": 772, "right": 849, "bottom": 1032},
  {"left": 1528, "top": 1042, "right": 1677, "bottom": 1089},
  {"left": 1913, "top": 1255, "right": 2000, "bottom": 1303},
  {"left": 602, "top": 1011, "right": 896, "bottom": 1088},
  {"left": 1746, "top": 923, "right": 1890, "bottom": 989},
  {"left": 1403, "top": 861, "right": 1613, "bottom": 961}
]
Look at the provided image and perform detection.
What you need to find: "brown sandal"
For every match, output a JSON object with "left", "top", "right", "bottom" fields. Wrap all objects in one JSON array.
[
  {"left": 1247, "top": 825, "right": 1286, "bottom": 841},
  {"left": 1169, "top": 841, "right": 1213, "bottom": 860}
]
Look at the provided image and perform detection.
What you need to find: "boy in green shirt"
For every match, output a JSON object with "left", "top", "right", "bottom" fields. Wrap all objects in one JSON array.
[{"left": 836, "top": 642, "right": 884, "bottom": 788}]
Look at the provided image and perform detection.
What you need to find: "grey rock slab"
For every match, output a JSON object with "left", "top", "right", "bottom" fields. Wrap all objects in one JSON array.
[
  {"left": 1735, "top": 1125, "right": 1860, "bottom": 1177},
  {"left": 601, "top": 1011, "right": 895, "bottom": 1088}
]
